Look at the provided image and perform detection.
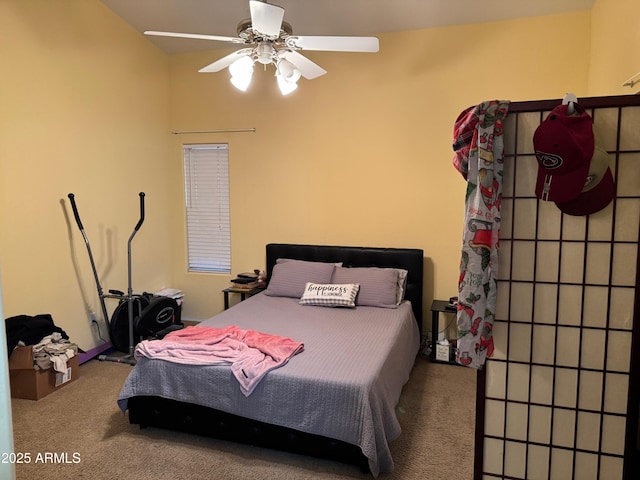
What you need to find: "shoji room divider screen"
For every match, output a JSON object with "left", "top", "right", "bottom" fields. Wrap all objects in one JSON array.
[{"left": 475, "top": 95, "right": 640, "bottom": 480}]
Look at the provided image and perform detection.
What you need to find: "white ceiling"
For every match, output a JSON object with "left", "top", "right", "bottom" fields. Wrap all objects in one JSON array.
[{"left": 100, "top": 0, "right": 596, "bottom": 55}]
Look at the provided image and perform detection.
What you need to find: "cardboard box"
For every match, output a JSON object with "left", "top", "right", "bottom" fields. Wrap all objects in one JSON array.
[
  {"left": 9, "top": 346, "right": 79, "bottom": 400},
  {"left": 8, "top": 345, "right": 36, "bottom": 370}
]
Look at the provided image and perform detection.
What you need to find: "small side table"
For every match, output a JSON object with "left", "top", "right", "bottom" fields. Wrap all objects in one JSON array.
[
  {"left": 222, "top": 286, "right": 265, "bottom": 310},
  {"left": 430, "top": 299, "right": 457, "bottom": 364}
]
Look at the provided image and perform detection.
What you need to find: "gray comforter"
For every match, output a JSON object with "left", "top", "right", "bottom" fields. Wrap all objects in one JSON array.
[{"left": 117, "top": 292, "right": 420, "bottom": 476}]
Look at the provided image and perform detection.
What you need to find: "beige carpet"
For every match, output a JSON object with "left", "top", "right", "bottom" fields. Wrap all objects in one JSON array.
[{"left": 11, "top": 355, "right": 476, "bottom": 479}]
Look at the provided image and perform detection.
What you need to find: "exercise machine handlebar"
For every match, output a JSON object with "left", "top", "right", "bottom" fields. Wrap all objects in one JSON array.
[
  {"left": 67, "top": 193, "right": 84, "bottom": 230},
  {"left": 134, "top": 192, "right": 145, "bottom": 232},
  {"left": 66, "top": 192, "right": 109, "bottom": 331},
  {"left": 68, "top": 192, "right": 145, "bottom": 233}
]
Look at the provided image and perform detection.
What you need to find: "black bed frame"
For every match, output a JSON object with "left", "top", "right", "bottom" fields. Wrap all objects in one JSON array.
[{"left": 127, "top": 243, "right": 424, "bottom": 472}]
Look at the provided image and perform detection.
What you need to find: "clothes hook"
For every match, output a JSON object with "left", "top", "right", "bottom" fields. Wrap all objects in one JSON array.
[{"left": 562, "top": 92, "right": 577, "bottom": 114}]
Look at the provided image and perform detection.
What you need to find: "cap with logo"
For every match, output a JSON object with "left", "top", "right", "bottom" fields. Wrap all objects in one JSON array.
[
  {"left": 533, "top": 103, "right": 594, "bottom": 203},
  {"left": 555, "top": 145, "right": 615, "bottom": 216}
]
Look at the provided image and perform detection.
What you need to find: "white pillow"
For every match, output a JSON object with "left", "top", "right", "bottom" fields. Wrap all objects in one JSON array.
[{"left": 298, "top": 283, "right": 360, "bottom": 308}]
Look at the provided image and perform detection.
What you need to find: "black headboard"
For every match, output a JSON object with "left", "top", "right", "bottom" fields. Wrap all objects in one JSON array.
[{"left": 265, "top": 243, "right": 424, "bottom": 331}]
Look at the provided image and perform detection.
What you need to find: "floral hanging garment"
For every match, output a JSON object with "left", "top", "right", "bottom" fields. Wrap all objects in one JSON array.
[{"left": 452, "top": 100, "right": 510, "bottom": 369}]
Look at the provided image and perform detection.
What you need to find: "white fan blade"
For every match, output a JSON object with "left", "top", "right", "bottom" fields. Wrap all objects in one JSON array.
[
  {"left": 292, "top": 36, "right": 379, "bottom": 53},
  {"left": 144, "top": 31, "right": 241, "bottom": 44},
  {"left": 199, "top": 49, "right": 254, "bottom": 73},
  {"left": 249, "top": 0, "right": 284, "bottom": 37},
  {"left": 280, "top": 50, "right": 326, "bottom": 80}
]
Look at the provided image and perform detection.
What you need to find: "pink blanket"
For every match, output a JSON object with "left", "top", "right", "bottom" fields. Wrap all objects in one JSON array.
[{"left": 134, "top": 325, "right": 304, "bottom": 396}]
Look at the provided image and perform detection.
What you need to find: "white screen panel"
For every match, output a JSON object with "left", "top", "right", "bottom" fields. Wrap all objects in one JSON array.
[{"left": 481, "top": 101, "right": 639, "bottom": 480}]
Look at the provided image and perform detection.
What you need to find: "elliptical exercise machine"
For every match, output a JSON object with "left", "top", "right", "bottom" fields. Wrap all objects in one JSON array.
[{"left": 68, "top": 192, "right": 182, "bottom": 365}]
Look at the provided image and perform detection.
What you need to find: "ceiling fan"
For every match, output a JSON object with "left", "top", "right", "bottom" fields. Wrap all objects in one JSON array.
[{"left": 144, "top": 0, "right": 379, "bottom": 95}]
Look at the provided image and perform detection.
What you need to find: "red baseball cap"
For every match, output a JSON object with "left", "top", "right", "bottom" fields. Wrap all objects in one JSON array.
[
  {"left": 452, "top": 105, "right": 478, "bottom": 180},
  {"left": 533, "top": 103, "right": 594, "bottom": 202},
  {"left": 555, "top": 146, "right": 616, "bottom": 216}
]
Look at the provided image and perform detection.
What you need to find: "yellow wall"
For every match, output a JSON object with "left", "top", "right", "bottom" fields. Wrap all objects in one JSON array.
[
  {"left": 169, "top": 11, "right": 592, "bottom": 324},
  {"left": 0, "top": 1, "right": 637, "bottom": 476},
  {"left": 590, "top": 0, "right": 640, "bottom": 95},
  {"left": 0, "top": 0, "right": 173, "bottom": 350},
  {"left": 0, "top": 0, "right": 636, "bottom": 357}
]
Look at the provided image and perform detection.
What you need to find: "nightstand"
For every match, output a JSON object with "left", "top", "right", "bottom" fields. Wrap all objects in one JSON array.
[
  {"left": 430, "top": 299, "right": 458, "bottom": 364},
  {"left": 222, "top": 286, "right": 264, "bottom": 310}
]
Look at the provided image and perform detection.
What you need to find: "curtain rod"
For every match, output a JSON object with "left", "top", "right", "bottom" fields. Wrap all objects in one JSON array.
[
  {"left": 622, "top": 71, "right": 640, "bottom": 88},
  {"left": 171, "top": 128, "right": 256, "bottom": 135}
]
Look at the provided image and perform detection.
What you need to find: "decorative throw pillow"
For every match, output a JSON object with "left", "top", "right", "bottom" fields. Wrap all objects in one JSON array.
[
  {"left": 298, "top": 283, "right": 360, "bottom": 308},
  {"left": 331, "top": 267, "right": 399, "bottom": 308},
  {"left": 264, "top": 260, "right": 336, "bottom": 298}
]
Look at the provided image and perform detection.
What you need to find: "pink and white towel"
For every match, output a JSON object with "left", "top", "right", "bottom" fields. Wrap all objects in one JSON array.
[{"left": 134, "top": 325, "right": 304, "bottom": 396}]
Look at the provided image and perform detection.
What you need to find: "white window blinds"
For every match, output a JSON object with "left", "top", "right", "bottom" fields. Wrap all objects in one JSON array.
[{"left": 183, "top": 144, "right": 231, "bottom": 273}]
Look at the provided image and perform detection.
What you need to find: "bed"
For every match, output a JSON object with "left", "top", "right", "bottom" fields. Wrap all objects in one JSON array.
[{"left": 117, "top": 243, "right": 424, "bottom": 476}]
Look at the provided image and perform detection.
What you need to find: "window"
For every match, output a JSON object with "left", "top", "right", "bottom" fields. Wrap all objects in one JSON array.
[{"left": 183, "top": 144, "right": 231, "bottom": 273}]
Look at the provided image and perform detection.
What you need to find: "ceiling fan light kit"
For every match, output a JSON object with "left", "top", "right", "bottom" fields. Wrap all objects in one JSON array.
[
  {"left": 229, "top": 56, "right": 254, "bottom": 91},
  {"left": 276, "top": 58, "right": 301, "bottom": 95},
  {"left": 144, "top": 0, "right": 379, "bottom": 96}
]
